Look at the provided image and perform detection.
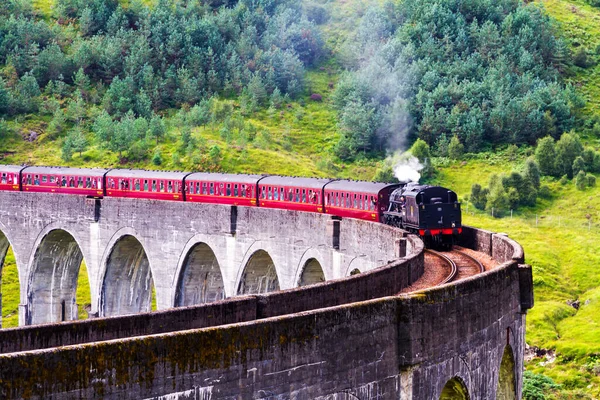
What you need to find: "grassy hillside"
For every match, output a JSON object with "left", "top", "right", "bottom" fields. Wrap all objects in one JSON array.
[{"left": 435, "top": 152, "right": 600, "bottom": 397}]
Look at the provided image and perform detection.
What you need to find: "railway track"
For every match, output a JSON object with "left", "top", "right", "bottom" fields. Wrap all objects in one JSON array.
[
  {"left": 400, "top": 247, "right": 486, "bottom": 293},
  {"left": 428, "top": 248, "right": 485, "bottom": 285}
]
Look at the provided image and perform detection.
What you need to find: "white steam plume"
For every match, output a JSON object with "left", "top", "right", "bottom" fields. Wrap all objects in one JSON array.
[{"left": 393, "top": 155, "right": 423, "bottom": 183}]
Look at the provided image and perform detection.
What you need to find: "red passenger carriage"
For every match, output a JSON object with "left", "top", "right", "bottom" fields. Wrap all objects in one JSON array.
[
  {"left": 185, "top": 173, "right": 265, "bottom": 206},
  {"left": 105, "top": 169, "right": 189, "bottom": 201},
  {"left": 0, "top": 165, "right": 25, "bottom": 191},
  {"left": 21, "top": 166, "right": 108, "bottom": 197},
  {"left": 258, "top": 176, "right": 333, "bottom": 213},
  {"left": 323, "top": 180, "right": 400, "bottom": 222}
]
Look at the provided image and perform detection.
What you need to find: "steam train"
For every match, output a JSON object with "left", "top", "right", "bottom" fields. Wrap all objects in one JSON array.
[{"left": 0, "top": 165, "right": 462, "bottom": 246}]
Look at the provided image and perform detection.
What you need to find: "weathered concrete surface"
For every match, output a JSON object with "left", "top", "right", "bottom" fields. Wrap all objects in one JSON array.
[
  {"left": 0, "top": 226, "right": 532, "bottom": 399},
  {"left": 0, "top": 192, "right": 410, "bottom": 325}
]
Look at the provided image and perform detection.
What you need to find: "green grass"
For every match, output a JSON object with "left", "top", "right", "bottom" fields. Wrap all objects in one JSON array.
[{"left": 1, "top": 249, "right": 19, "bottom": 328}]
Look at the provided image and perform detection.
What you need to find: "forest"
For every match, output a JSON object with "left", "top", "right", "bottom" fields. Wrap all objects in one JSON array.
[
  {"left": 0, "top": 0, "right": 587, "bottom": 166},
  {"left": 333, "top": 0, "right": 583, "bottom": 160},
  {"left": 0, "top": 0, "right": 323, "bottom": 160}
]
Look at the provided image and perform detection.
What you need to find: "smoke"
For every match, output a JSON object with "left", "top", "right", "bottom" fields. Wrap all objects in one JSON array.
[
  {"left": 342, "top": 6, "right": 414, "bottom": 153},
  {"left": 393, "top": 155, "right": 423, "bottom": 183}
]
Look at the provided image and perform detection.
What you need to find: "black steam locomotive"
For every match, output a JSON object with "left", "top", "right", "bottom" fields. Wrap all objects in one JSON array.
[{"left": 383, "top": 183, "right": 462, "bottom": 248}]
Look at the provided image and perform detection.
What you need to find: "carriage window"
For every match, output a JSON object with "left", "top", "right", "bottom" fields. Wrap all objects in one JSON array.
[
  {"left": 135, "top": 180, "right": 140, "bottom": 191},
  {"left": 226, "top": 184, "right": 231, "bottom": 196},
  {"left": 201, "top": 182, "right": 207, "bottom": 194},
  {"left": 287, "top": 188, "right": 293, "bottom": 201},
  {"left": 209, "top": 182, "right": 214, "bottom": 195},
  {"left": 27, "top": 175, "right": 32, "bottom": 185},
  {"left": 371, "top": 196, "right": 376, "bottom": 210},
  {"left": 233, "top": 184, "right": 238, "bottom": 197},
  {"left": 42, "top": 176, "right": 47, "bottom": 183},
  {"left": 1, "top": 174, "right": 5, "bottom": 184},
  {"left": 294, "top": 189, "right": 299, "bottom": 202},
  {"left": 240, "top": 185, "right": 246, "bottom": 197},
  {"left": 166, "top": 181, "right": 172, "bottom": 193},
  {"left": 76, "top": 177, "right": 82, "bottom": 187},
  {"left": 175, "top": 182, "right": 179, "bottom": 193},
  {"left": 261, "top": 187, "right": 266, "bottom": 199},
  {"left": 152, "top": 180, "right": 157, "bottom": 192},
  {"left": 267, "top": 187, "right": 272, "bottom": 200},
  {"left": 325, "top": 194, "right": 329, "bottom": 205},
  {"left": 33, "top": 175, "right": 40, "bottom": 185},
  {"left": 273, "top": 186, "right": 279, "bottom": 200},
  {"left": 49, "top": 176, "right": 55, "bottom": 183},
  {"left": 354, "top": 194, "right": 357, "bottom": 208}
]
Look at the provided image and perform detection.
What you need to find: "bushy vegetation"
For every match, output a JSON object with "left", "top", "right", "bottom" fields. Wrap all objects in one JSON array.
[
  {"left": 523, "top": 371, "right": 561, "bottom": 400},
  {"left": 1, "top": 0, "right": 322, "bottom": 116},
  {"left": 0, "top": 0, "right": 325, "bottom": 163},
  {"left": 332, "top": 0, "right": 582, "bottom": 161},
  {"left": 469, "top": 156, "right": 540, "bottom": 216}
]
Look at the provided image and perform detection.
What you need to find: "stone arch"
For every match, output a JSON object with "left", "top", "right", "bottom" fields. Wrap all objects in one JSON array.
[
  {"left": 237, "top": 249, "right": 280, "bottom": 295},
  {"left": 440, "top": 376, "right": 470, "bottom": 400},
  {"left": 174, "top": 242, "right": 225, "bottom": 306},
  {"left": 26, "top": 229, "right": 87, "bottom": 325},
  {"left": 298, "top": 258, "right": 325, "bottom": 287},
  {"left": 100, "top": 234, "right": 153, "bottom": 317},
  {"left": 295, "top": 248, "right": 327, "bottom": 286},
  {"left": 345, "top": 256, "right": 366, "bottom": 276},
  {"left": 496, "top": 345, "right": 516, "bottom": 400}
]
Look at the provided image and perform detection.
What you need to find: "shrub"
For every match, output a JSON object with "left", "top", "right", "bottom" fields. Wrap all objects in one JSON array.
[
  {"left": 522, "top": 371, "right": 560, "bottom": 400},
  {"left": 310, "top": 93, "right": 323, "bottom": 102},
  {"left": 448, "top": 136, "right": 464, "bottom": 160},
  {"left": 152, "top": 150, "right": 162, "bottom": 166},
  {"left": 558, "top": 175, "right": 568, "bottom": 185},
  {"left": 538, "top": 185, "right": 552, "bottom": 199},
  {"left": 587, "top": 174, "right": 596, "bottom": 187},
  {"left": 573, "top": 47, "right": 588, "bottom": 68},
  {"left": 576, "top": 170, "right": 587, "bottom": 190}
]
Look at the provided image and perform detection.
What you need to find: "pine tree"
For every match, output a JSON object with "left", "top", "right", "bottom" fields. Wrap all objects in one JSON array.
[
  {"left": 448, "top": 136, "right": 464, "bottom": 160},
  {"left": 535, "top": 136, "right": 557, "bottom": 176}
]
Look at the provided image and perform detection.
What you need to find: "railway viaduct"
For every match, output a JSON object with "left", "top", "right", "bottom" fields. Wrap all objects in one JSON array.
[{"left": 0, "top": 191, "right": 533, "bottom": 399}]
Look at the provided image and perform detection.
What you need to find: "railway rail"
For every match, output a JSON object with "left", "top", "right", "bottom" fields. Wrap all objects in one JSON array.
[{"left": 401, "top": 246, "right": 487, "bottom": 294}]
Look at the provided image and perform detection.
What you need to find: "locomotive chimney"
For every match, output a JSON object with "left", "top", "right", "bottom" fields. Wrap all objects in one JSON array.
[{"left": 447, "top": 190, "right": 452, "bottom": 203}]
